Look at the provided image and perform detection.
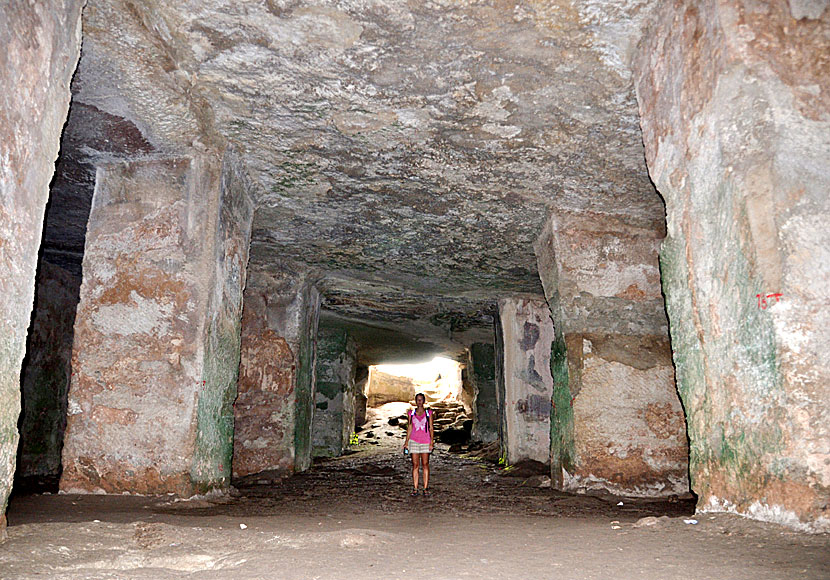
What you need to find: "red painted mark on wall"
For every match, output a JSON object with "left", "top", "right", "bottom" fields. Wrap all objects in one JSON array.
[{"left": 756, "top": 293, "right": 783, "bottom": 309}]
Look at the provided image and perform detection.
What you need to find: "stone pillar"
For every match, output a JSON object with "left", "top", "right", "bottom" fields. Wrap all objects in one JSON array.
[
  {"left": 468, "top": 343, "right": 498, "bottom": 444},
  {"left": 459, "top": 365, "right": 475, "bottom": 418},
  {"left": 634, "top": 1, "right": 830, "bottom": 529},
  {"left": 233, "top": 265, "right": 320, "bottom": 479},
  {"left": 497, "top": 298, "right": 555, "bottom": 465},
  {"left": 535, "top": 211, "right": 689, "bottom": 497},
  {"left": 0, "top": 0, "right": 84, "bottom": 535},
  {"left": 312, "top": 328, "right": 357, "bottom": 458},
  {"left": 354, "top": 365, "right": 369, "bottom": 429},
  {"left": 60, "top": 152, "right": 254, "bottom": 496}
]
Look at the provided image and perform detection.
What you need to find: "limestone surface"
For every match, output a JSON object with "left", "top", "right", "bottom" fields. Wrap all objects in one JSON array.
[
  {"left": 60, "top": 0, "right": 664, "bottom": 356},
  {"left": 498, "top": 298, "right": 555, "bottom": 465},
  {"left": 312, "top": 329, "right": 358, "bottom": 457},
  {"left": 365, "top": 369, "right": 416, "bottom": 407},
  {"left": 61, "top": 152, "right": 253, "bottom": 496},
  {"left": 536, "top": 210, "right": 689, "bottom": 497},
  {"left": 0, "top": 0, "right": 84, "bottom": 535},
  {"left": 233, "top": 265, "right": 321, "bottom": 478},
  {"left": 635, "top": 0, "right": 830, "bottom": 529},
  {"left": 4, "top": 0, "right": 827, "bottom": 539}
]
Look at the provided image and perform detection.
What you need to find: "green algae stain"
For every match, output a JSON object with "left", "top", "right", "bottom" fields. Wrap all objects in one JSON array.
[
  {"left": 549, "top": 326, "right": 575, "bottom": 478},
  {"left": 316, "top": 381, "right": 341, "bottom": 401},
  {"left": 0, "top": 421, "right": 20, "bottom": 515},
  {"left": 192, "top": 314, "right": 242, "bottom": 494},
  {"left": 316, "top": 329, "right": 348, "bottom": 362},
  {"left": 658, "top": 235, "right": 705, "bottom": 405},
  {"left": 658, "top": 176, "right": 784, "bottom": 504},
  {"left": 269, "top": 160, "right": 319, "bottom": 195}
]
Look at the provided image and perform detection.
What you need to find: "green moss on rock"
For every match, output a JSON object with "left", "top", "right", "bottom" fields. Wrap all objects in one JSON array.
[
  {"left": 658, "top": 175, "right": 784, "bottom": 509},
  {"left": 549, "top": 327, "right": 575, "bottom": 477},
  {"left": 192, "top": 315, "right": 242, "bottom": 493}
]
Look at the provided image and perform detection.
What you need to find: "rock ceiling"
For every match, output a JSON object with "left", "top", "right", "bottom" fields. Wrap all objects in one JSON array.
[{"left": 47, "top": 0, "right": 666, "bottom": 361}]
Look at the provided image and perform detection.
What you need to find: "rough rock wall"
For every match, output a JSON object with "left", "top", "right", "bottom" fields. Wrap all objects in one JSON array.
[
  {"left": 494, "top": 308, "right": 506, "bottom": 453},
  {"left": 233, "top": 265, "right": 320, "bottom": 478},
  {"left": 61, "top": 152, "right": 252, "bottom": 495},
  {"left": 17, "top": 262, "right": 81, "bottom": 488},
  {"left": 312, "top": 329, "right": 357, "bottom": 458},
  {"left": 497, "top": 298, "right": 555, "bottom": 465},
  {"left": 468, "top": 343, "right": 498, "bottom": 444},
  {"left": 0, "top": 0, "right": 84, "bottom": 535},
  {"left": 191, "top": 151, "right": 254, "bottom": 490},
  {"left": 293, "top": 282, "right": 321, "bottom": 473},
  {"left": 536, "top": 211, "right": 689, "bottom": 497},
  {"left": 354, "top": 365, "right": 369, "bottom": 428},
  {"left": 459, "top": 365, "right": 475, "bottom": 417},
  {"left": 635, "top": 0, "right": 830, "bottom": 529},
  {"left": 366, "top": 369, "right": 416, "bottom": 407}
]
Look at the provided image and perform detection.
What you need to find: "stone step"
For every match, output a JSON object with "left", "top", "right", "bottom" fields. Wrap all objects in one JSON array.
[
  {"left": 433, "top": 410, "right": 465, "bottom": 419},
  {"left": 430, "top": 401, "right": 463, "bottom": 407},
  {"left": 431, "top": 407, "right": 465, "bottom": 414}
]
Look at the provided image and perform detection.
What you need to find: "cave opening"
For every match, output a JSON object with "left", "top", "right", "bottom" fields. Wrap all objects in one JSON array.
[{"left": 362, "top": 356, "right": 469, "bottom": 448}]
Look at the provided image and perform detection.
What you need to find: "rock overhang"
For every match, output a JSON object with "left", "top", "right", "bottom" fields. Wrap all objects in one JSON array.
[{"left": 51, "top": 0, "right": 667, "bottom": 359}]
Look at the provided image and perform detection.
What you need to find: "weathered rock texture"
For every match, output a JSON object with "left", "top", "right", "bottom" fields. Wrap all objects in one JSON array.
[
  {"left": 12, "top": 0, "right": 828, "bottom": 535},
  {"left": 459, "top": 364, "right": 475, "bottom": 418},
  {"left": 312, "top": 328, "right": 357, "bottom": 458},
  {"left": 366, "top": 369, "right": 416, "bottom": 407},
  {"left": 354, "top": 365, "right": 369, "bottom": 428},
  {"left": 233, "top": 265, "right": 320, "bottom": 478},
  {"left": 497, "top": 298, "right": 555, "bottom": 465},
  {"left": 65, "top": 0, "right": 662, "bottom": 360},
  {"left": 0, "top": 0, "right": 84, "bottom": 536},
  {"left": 536, "top": 211, "right": 689, "bottom": 497},
  {"left": 17, "top": 262, "right": 81, "bottom": 488},
  {"left": 61, "top": 152, "right": 253, "bottom": 496},
  {"left": 468, "top": 343, "right": 498, "bottom": 444},
  {"left": 635, "top": 1, "right": 830, "bottom": 529}
]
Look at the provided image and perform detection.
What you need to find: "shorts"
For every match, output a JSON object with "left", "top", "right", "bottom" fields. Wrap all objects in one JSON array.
[{"left": 408, "top": 441, "right": 432, "bottom": 454}]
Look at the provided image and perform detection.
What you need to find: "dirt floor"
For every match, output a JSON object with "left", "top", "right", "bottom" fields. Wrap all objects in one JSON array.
[{"left": 2, "top": 411, "right": 829, "bottom": 579}]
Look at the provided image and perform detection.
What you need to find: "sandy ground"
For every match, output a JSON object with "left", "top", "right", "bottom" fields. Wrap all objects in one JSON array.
[{"left": 2, "top": 412, "right": 828, "bottom": 579}]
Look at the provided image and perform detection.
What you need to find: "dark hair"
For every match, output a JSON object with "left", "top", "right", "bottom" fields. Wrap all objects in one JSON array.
[{"left": 414, "top": 392, "right": 426, "bottom": 403}]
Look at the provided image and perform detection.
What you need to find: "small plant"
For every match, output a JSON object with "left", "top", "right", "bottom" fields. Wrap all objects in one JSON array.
[{"left": 349, "top": 432, "right": 359, "bottom": 445}]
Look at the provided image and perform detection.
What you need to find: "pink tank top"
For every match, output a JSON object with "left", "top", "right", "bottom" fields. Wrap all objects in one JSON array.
[{"left": 409, "top": 409, "right": 431, "bottom": 444}]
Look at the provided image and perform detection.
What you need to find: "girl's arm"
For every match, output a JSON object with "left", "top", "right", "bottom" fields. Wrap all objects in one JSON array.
[{"left": 404, "top": 412, "right": 411, "bottom": 450}]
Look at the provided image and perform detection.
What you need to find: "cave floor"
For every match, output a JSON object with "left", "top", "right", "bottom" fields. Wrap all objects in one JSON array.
[{"left": 3, "top": 436, "right": 829, "bottom": 579}]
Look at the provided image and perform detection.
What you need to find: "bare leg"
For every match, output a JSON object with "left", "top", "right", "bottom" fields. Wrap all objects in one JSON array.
[
  {"left": 422, "top": 453, "right": 430, "bottom": 490},
  {"left": 411, "top": 453, "right": 421, "bottom": 491}
]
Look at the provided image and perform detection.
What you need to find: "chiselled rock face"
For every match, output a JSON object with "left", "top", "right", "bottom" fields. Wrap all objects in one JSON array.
[{"left": 56, "top": 0, "right": 665, "bottom": 359}]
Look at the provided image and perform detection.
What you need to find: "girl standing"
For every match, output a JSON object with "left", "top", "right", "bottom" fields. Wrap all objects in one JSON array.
[{"left": 403, "top": 392, "right": 434, "bottom": 496}]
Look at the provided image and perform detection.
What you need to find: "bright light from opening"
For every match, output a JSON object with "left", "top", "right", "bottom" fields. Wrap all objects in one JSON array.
[
  {"left": 369, "top": 356, "right": 463, "bottom": 404},
  {"left": 374, "top": 356, "right": 460, "bottom": 383}
]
